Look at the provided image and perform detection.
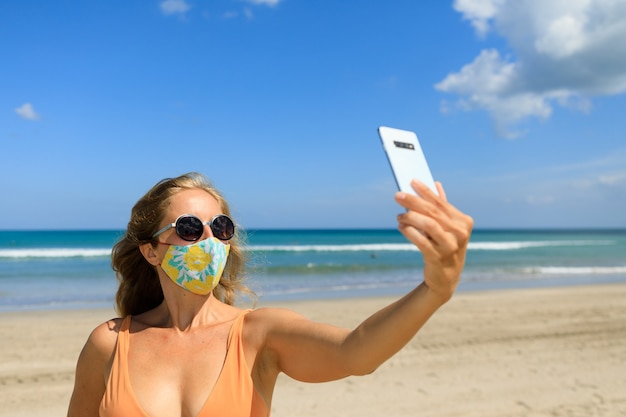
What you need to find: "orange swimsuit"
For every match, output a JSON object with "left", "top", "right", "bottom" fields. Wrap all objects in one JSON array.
[{"left": 100, "top": 311, "right": 269, "bottom": 417}]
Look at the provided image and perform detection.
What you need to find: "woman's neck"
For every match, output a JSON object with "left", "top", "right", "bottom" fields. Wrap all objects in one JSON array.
[{"left": 152, "top": 275, "right": 230, "bottom": 330}]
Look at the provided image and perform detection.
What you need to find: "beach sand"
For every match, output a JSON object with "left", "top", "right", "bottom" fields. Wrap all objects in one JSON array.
[{"left": 1, "top": 283, "right": 625, "bottom": 417}]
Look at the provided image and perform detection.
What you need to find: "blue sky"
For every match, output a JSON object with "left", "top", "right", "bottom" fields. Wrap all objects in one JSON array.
[{"left": 2, "top": 0, "right": 625, "bottom": 230}]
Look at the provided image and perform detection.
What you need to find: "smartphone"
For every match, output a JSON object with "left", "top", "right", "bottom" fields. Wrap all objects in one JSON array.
[{"left": 378, "top": 126, "right": 438, "bottom": 195}]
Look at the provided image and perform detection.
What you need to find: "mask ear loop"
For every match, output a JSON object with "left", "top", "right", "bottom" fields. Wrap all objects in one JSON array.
[{"left": 138, "top": 239, "right": 166, "bottom": 267}]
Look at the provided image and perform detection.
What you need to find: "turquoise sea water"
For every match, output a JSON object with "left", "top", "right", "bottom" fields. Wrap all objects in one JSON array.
[{"left": 1, "top": 229, "right": 625, "bottom": 312}]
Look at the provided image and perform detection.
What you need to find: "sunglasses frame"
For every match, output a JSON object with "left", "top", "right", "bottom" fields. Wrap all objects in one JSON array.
[{"left": 152, "top": 214, "right": 235, "bottom": 242}]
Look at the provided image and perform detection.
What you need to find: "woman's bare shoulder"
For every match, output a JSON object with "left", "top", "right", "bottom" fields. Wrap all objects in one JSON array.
[
  {"left": 244, "top": 307, "right": 311, "bottom": 334},
  {"left": 242, "top": 308, "right": 306, "bottom": 358},
  {"left": 83, "top": 317, "right": 123, "bottom": 358},
  {"left": 247, "top": 306, "right": 303, "bottom": 319}
]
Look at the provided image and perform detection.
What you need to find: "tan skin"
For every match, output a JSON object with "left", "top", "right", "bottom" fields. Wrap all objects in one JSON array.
[{"left": 67, "top": 181, "right": 473, "bottom": 417}]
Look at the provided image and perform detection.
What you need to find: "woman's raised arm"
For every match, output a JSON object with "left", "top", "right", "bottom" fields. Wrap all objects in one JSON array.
[{"left": 257, "top": 181, "right": 473, "bottom": 383}]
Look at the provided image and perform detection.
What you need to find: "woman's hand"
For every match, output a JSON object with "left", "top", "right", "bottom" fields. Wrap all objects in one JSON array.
[{"left": 395, "top": 180, "right": 473, "bottom": 304}]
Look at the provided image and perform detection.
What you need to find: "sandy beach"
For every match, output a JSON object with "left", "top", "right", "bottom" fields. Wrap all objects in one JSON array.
[{"left": 1, "top": 283, "right": 625, "bottom": 417}]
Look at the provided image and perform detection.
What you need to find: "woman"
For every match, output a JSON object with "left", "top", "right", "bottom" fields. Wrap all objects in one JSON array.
[{"left": 67, "top": 172, "right": 473, "bottom": 417}]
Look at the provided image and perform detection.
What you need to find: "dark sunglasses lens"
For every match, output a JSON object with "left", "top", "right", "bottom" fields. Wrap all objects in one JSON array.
[
  {"left": 211, "top": 215, "right": 235, "bottom": 240},
  {"left": 176, "top": 216, "right": 204, "bottom": 241}
]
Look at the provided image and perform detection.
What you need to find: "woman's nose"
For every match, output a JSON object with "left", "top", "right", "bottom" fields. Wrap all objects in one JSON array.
[{"left": 201, "top": 223, "right": 213, "bottom": 240}]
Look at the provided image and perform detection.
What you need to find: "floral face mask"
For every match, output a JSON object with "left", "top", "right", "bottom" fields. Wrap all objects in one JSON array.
[{"left": 160, "top": 237, "right": 230, "bottom": 295}]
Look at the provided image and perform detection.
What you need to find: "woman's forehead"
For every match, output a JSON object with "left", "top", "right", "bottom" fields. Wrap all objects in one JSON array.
[{"left": 167, "top": 189, "right": 221, "bottom": 214}]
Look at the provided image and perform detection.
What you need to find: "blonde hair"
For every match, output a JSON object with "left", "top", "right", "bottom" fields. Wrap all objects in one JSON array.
[{"left": 111, "top": 172, "right": 252, "bottom": 316}]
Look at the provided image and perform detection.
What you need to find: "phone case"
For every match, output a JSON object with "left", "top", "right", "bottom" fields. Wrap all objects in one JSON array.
[{"left": 378, "top": 126, "right": 438, "bottom": 195}]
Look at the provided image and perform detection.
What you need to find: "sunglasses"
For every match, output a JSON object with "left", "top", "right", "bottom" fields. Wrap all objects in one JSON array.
[{"left": 152, "top": 214, "right": 235, "bottom": 242}]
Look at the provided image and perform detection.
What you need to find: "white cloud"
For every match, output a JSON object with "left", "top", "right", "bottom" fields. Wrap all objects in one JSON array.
[
  {"left": 525, "top": 195, "right": 556, "bottom": 205},
  {"left": 246, "top": 0, "right": 282, "bottom": 6},
  {"left": 598, "top": 172, "right": 626, "bottom": 187},
  {"left": 534, "top": 14, "right": 587, "bottom": 59},
  {"left": 15, "top": 103, "right": 40, "bottom": 121},
  {"left": 222, "top": 11, "right": 238, "bottom": 19},
  {"left": 437, "top": 0, "right": 626, "bottom": 138},
  {"left": 577, "top": 171, "right": 626, "bottom": 191},
  {"left": 453, "top": 0, "right": 506, "bottom": 37},
  {"left": 160, "top": 0, "right": 191, "bottom": 16}
]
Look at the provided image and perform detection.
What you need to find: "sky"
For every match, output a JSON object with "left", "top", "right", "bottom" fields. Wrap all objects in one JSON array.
[{"left": 2, "top": 0, "right": 626, "bottom": 230}]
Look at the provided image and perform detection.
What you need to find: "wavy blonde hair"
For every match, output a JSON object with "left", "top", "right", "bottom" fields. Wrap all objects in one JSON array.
[{"left": 111, "top": 172, "right": 252, "bottom": 316}]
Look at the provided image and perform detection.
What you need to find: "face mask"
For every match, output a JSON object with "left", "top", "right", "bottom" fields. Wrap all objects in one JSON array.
[{"left": 160, "top": 237, "right": 230, "bottom": 295}]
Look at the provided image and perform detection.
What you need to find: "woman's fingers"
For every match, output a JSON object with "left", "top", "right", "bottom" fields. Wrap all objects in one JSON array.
[
  {"left": 394, "top": 180, "right": 474, "bottom": 301},
  {"left": 395, "top": 182, "right": 470, "bottom": 247},
  {"left": 435, "top": 181, "right": 447, "bottom": 202}
]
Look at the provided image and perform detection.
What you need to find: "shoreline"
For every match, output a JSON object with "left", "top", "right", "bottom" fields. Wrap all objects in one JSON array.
[
  {"left": 3, "top": 274, "right": 626, "bottom": 314},
  {"left": 1, "top": 282, "right": 626, "bottom": 416}
]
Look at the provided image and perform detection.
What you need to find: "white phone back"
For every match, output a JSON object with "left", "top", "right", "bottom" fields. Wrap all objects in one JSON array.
[{"left": 378, "top": 126, "right": 438, "bottom": 195}]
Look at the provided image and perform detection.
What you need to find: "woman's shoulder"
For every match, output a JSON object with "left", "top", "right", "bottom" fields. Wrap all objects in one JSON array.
[
  {"left": 247, "top": 306, "right": 302, "bottom": 319},
  {"left": 69, "top": 317, "right": 124, "bottom": 377},
  {"left": 244, "top": 306, "right": 310, "bottom": 334},
  {"left": 83, "top": 317, "right": 124, "bottom": 357}
]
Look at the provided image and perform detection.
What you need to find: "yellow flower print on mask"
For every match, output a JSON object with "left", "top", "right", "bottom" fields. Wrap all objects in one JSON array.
[{"left": 161, "top": 237, "right": 230, "bottom": 295}]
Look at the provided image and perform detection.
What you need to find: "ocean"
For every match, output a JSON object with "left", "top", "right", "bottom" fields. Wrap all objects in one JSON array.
[{"left": 1, "top": 229, "right": 625, "bottom": 312}]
